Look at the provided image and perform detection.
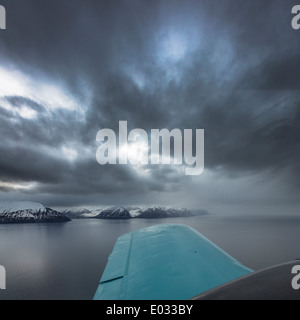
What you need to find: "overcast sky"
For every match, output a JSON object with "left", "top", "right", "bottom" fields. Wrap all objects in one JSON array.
[{"left": 0, "top": 0, "right": 299, "bottom": 214}]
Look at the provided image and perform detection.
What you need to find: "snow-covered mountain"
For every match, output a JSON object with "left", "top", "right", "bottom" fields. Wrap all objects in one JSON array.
[
  {"left": 134, "top": 207, "right": 208, "bottom": 218},
  {"left": 95, "top": 207, "right": 131, "bottom": 219},
  {"left": 0, "top": 201, "right": 71, "bottom": 224},
  {"left": 61, "top": 205, "right": 208, "bottom": 219},
  {"left": 61, "top": 208, "right": 100, "bottom": 219},
  {"left": 0, "top": 201, "right": 207, "bottom": 222}
]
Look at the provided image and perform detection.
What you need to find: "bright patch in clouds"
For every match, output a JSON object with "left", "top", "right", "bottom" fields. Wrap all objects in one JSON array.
[
  {"left": 0, "top": 66, "right": 82, "bottom": 112},
  {"left": 61, "top": 146, "right": 78, "bottom": 161},
  {"left": 18, "top": 106, "right": 37, "bottom": 119},
  {"left": 119, "top": 141, "right": 149, "bottom": 165},
  {"left": 160, "top": 31, "right": 188, "bottom": 62},
  {"left": 0, "top": 99, "right": 37, "bottom": 119},
  {"left": 0, "top": 181, "right": 37, "bottom": 191},
  {"left": 118, "top": 139, "right": 150, "bottom": 175},
  {"left": 164, "top": 34, "right": 187, "bottom": 61},
  {"left": 156, "top": 29, "right": 198, "bottom": 82}
]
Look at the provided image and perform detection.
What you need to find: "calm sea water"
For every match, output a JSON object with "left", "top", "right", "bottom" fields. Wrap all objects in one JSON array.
[{"left": 1, "top": 215, "right": 300, "bottom": 300}]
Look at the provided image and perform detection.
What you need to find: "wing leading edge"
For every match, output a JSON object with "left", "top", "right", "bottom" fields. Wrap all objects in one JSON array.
[{"left": 94, "top": 224, "right": 253, "bottom": 300}]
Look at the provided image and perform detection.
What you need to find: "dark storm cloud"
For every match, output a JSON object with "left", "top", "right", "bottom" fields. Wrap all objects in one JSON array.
[
  {"left": 4, "top": 96, "right": 44, "bottom": 112},
  {"left": 0, "top": 0, "right": 299, "bottom": 207},
  {"left": 0, "top": 96, "right": 79, "bottom": 147}
]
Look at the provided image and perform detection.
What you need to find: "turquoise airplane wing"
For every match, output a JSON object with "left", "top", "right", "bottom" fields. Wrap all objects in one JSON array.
[{"left": 94, "top": 224, "right": 253, "bottom": 300}]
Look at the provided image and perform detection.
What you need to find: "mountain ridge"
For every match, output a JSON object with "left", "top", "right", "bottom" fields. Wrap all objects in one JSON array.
[
  {"left": 0, "top": 201, "right": 71, "bottom": 224},
  {"left": 61, "top": 206, "right": 209, "bottom": 220}
]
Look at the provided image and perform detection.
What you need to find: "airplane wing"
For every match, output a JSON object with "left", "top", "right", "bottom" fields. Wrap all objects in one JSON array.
[{"left": 93, "top": 224, "right": 253, "bottom": 300}]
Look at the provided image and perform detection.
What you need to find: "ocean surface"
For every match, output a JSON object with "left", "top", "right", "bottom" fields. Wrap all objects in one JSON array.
[{"left": 1, "top": 215, "right": 300, "bottom": 300}]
